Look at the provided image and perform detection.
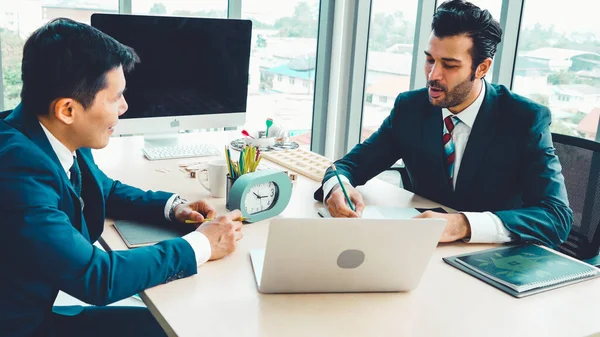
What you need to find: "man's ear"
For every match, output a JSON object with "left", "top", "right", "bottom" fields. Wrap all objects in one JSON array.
[
  {"left": 476, "top": 58, "right": 493, "bottom": 79},
  {"left": 51, "top": 98, "right": 79, "bottom": 125}
]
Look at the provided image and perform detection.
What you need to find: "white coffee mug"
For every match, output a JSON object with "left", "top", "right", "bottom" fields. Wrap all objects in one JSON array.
[{"left": 199, "top": 159, "right": 228, "bottom": 198}]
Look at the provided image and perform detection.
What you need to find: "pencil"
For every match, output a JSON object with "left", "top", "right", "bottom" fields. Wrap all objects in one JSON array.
[
  {"left": 185, "top": 217, "right": 250, "bottom": 224},
  {"left": 331, "top": 163, "right": 355, "bottom": 211},
  {"left": 225, "top": 146, "right": 232, "bottom": 177}
]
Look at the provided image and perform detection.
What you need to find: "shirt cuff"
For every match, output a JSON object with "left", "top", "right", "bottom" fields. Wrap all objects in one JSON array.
[
  {"left": 463, "top": 211, "right": 514, "bottom": 243},
  {"left": 182, "top": 231, "right": 212, "bottom": 266},
  {"left": 322, "top": 175, "right": 351, "bottom": 203},
  {"left": 164, "top": 194, "right": 178, "bottom": 221}
]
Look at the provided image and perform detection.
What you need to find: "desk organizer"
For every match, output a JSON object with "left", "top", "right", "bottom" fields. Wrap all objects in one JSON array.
[{"left": 260, "top": 148, "right": 332, "bottom": 182}]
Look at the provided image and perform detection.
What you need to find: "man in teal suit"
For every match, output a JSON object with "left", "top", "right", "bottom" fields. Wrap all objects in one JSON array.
[
  {"left": 0, "top": 19, "right": 243, "bottom": 337},
  {"left": 317, "top": 0, "right": 573, "bottom": 247}
]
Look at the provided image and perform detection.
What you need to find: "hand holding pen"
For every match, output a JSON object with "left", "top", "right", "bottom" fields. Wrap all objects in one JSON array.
[{"left": 324, "top": 164, "right": 365, "bottom": 218}]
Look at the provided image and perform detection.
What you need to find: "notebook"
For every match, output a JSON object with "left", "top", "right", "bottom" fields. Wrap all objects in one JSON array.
[
  {"left": 317, "top": 206, "right": 447, "bottom": 219},
  {"left": 113, "top": 219, "right": 193, "bottom": 248},
  {"left": 444, "top": 244, "right": 600, "bottom": 298}
]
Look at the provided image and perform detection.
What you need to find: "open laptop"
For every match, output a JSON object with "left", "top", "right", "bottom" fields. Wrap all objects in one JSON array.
[{"left": 250, "top": 217, "right": 446, "bottom": 293}]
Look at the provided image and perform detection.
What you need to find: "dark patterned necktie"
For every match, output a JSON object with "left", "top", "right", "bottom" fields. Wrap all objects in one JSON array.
[{"left": 70, "top": 156, "right": 82, "bottom": 197}]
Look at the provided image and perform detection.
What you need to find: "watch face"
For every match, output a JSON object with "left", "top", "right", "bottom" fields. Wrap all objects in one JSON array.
[{"left": 244, "top": 182, "right": 279, "bottom": 215}]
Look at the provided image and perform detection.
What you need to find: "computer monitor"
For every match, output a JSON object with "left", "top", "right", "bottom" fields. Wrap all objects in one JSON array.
[{"left": 90, "top": 14, "right": 251, "bottom": 145}]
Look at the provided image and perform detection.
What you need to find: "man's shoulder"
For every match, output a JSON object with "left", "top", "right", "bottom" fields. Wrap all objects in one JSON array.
[
  {"left": 0, "top": 121, "right": 54, "bottom": 167},
  {"left": 491, "top": 84, "right": 549, "bottom": 118},
  {"left": 393, "top": 88, "right": 429, "bottom": 106}
]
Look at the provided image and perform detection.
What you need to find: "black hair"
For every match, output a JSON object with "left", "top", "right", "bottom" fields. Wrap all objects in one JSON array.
[
  {"left": 20, "top": 18, "right": 140, "bottom": 115},
  {"left": 432, "top": 0, "right": 502, "bottom": 73}
]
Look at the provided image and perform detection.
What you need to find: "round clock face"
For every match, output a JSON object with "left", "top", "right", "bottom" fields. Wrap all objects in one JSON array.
[{"left": 244, "top": 181, "right": 279, "bottom": 215}]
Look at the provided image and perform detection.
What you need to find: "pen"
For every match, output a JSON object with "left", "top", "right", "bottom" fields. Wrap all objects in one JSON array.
[
  {"left": 185, "top": 217, "right": 250, "bottom": 224},
  {"left": 331, "top": 163, "right": 355, "bottom": 212}
]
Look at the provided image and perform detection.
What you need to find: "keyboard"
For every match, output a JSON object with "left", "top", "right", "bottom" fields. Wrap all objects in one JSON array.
[{"left": 142, "top": 144, "right": 221, "bottom": 160}]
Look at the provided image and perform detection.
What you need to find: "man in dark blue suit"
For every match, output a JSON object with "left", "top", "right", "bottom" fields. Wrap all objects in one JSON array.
[
  {"left": 317, "top": 0, "right": 573, "bottom": 247},
  {"left": 0, "top": 19, "right": 243, "bottom": 337}
]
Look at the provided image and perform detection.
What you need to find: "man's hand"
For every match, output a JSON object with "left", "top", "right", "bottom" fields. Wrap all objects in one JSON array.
[
  {"left": 325, "top": 183, "right": 365, "bottom": 218},
  {"left": 196, "top": 210, "right": 244, "bottom": 261},
  {"left": 414, "top": 211, "right": 471, "bottom": 242},
  {"left": 174, "top": 200, "right": 217, "bottom": 225}
]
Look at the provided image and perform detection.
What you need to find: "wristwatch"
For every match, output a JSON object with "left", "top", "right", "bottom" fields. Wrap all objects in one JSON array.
[{"left": 169, "top": 195, "right": 189, "bottom": 222}]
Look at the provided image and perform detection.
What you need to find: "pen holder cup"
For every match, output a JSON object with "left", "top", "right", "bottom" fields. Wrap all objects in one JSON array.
[{"left": 225, "top": 175, "right": 237, "bottom": 210}]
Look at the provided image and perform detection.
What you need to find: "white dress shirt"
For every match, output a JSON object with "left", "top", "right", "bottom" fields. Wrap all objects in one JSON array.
[
  {"left": 323, "top": 80, "right": 514, "bottom": 243},
  {"left": 39, "top": 122, "right": 212, "bottom": 265}
]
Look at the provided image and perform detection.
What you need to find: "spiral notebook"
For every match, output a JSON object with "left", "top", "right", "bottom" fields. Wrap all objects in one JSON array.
[{"left": 444, "top": 244, "right": 600, "bottom": 298}]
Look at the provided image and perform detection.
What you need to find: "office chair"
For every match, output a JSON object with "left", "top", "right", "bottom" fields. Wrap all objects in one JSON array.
[{"left": 553, "top": 133, "right": 600, "bottom": 265}]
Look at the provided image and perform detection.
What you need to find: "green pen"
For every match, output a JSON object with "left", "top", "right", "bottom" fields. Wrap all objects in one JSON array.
[{"left": 331, "top": 163, "right": 355, "bottom": 212}]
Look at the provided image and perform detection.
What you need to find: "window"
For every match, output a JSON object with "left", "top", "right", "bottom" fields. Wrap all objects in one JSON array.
[
  {"left": 132, "top": 1, "right": 226, "bottom": 18},
  {"left": 361, "top": 0, "right": 418, "bottom": 141},
  {"left": 243, "top": 0, "right": 320, "bottom": 149},
  {"left": 512, "top": 0, "right": 600, "bottom": 141},
  {"left": 43, "top": 0, "right": 118, "bottom": 25},
  {"left": 1, "top": 1, "right": 121, "bottom": 110}
]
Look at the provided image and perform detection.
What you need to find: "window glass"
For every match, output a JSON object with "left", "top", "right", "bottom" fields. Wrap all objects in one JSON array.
[
  {"left": 513, "top": 0, "right": 600, "bottom": 140},
  {"left": 243, "top": 0, "right": 320, "bottom": 149}
]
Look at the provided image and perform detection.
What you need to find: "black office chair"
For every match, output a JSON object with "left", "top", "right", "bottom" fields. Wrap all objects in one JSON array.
[{"left": 553, "top": 133, "right": 600, "bottom": 265}]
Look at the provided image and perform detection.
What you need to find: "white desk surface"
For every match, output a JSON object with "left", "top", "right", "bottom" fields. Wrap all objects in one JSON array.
[{"left": 94, "top": 134, "right": 600, "bottom": 337}]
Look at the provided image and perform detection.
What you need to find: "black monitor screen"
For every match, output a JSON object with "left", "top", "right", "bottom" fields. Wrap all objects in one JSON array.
[{"left": 91, "top": 14, "right": 251, "bottom": 119}]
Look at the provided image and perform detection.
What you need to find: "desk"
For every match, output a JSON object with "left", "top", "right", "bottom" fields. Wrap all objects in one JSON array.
[{"left": 95, "top": 134, "right": 600, "bottom": 337}]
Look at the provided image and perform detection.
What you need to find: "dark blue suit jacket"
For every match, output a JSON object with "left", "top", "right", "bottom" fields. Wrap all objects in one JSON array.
[
  {"left": 315, "top": 82, "right": 573, "bottom": 246},
  {"left": 0, "top": 105, "right": 197, "bottom": 337}
]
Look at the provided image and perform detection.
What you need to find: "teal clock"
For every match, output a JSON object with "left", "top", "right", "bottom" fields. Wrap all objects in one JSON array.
[{"left": 226, "top": 169, "right": 292, "bottom": 223}]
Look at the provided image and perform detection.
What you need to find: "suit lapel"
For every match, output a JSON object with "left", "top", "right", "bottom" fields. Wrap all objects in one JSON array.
[{"left": 454, "top": 82, "right": 500, "bottom": 199}]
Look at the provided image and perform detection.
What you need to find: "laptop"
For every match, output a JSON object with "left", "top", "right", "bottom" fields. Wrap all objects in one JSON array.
[{"left": 250, "top": 217, "right": 446, "bottom": 293}]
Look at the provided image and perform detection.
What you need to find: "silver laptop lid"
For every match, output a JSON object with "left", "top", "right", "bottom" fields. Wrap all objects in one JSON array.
[{"left": 254, "top": 217, "right": 446, "bottom": 293}]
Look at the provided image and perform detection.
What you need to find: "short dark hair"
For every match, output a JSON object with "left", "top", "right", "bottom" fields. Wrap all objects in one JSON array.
[
  {"left": 432, "top": 0, "right": 502, "bottom": 73},
  {"left": 20, "top": 18, "right": 139, "bottom": 115}
]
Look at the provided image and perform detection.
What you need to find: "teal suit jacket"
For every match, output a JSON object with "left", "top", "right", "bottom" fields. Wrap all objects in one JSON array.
[
  {"left": 0, "top": 105, "right": 197, "bottom": 337},
  {"left": 315, "top": 83, "right": 573, "bottom": 247}
]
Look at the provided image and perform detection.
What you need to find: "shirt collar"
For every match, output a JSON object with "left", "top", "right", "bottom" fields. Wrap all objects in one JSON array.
[
  {"left": 39, "top": 122, "right": 75, "bottom": 175},
  {"left": 442, "top": 79, "right": 486, "bottom": 128}
]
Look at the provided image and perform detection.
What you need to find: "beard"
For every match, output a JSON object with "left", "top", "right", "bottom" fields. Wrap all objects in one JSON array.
[{"left": 427, "top": 72, "right": 476, "bottom": 108}]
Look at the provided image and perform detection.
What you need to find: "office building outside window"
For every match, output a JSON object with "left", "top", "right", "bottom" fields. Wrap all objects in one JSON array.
[
  {"left": 360, "top": 1, "right": 418, "bottom": 142},
  {"left": 512, "top": 0, "right": 600, "bottom": 141},
  {"left": 242, "top": 0, "right": 319, "bottom": 149}
]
